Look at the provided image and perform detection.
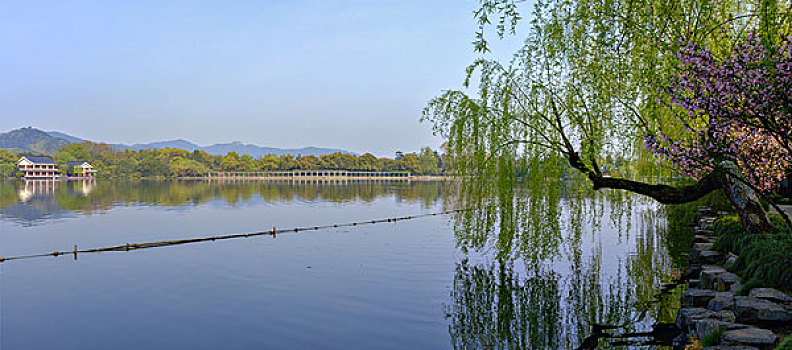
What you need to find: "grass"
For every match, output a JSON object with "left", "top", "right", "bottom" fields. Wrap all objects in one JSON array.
[
  {"left": 712, "top": 214, "right": 792, "bottom": 294},
  {"left": 777, "top": 335, "right": 792, "bottom": 350},
  {"left": 701, "top": 328, "right": 723, "bottom": 347}
]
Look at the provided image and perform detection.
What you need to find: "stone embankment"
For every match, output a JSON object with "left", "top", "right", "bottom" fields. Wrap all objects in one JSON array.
[{"left": 673, "top": 208, "right": 792, "bottom": 350}]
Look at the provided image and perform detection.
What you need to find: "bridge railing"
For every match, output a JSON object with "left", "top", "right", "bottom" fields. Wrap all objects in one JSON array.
[{"left": 199, "top": 170, "right": 412, "bottom": 179}]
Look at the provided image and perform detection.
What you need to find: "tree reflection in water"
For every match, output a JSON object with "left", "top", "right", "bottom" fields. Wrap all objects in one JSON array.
[
  {"left": 0, "top": 180, "right": 446, "bottom": 225},
  {"left": 446, "top": 188, "right": 683, "bottom": 350},
  {"left": 446, "top": 259, "right": 562, "bottom": 349}
]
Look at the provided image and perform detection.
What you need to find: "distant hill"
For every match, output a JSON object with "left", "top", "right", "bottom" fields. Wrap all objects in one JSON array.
[
  {"left": 119, "top": 139, "right": 203, "bottom": 152},
  {"left": 0, "top": 127, "right": 353, "bottom": 157},
  {"left": 114, "top": 139, "right": 350, "bottom": 156},
  {"left": 203, "top": 141, "right": 350, "bottom": 157},
  {"left": 0, "top": 127, "right": 70, "bottom": 155},
  {"left": 46, "top": 131, "right": 85, "bottom": 144}
]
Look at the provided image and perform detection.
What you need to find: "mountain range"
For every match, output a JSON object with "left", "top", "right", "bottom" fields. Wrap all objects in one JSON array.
[{"left": 0, "top": 127, "right": 352, "bottom": 157}]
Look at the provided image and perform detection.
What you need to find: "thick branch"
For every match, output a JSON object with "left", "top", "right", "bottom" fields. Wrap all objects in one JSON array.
[
  {"left": 589, "top": 171, "right": 723, "bottom": 204},
  {"left": 566, "top": 151, "right": 723, "bottom": 204}
]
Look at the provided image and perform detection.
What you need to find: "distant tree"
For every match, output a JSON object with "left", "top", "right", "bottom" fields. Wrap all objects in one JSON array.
[
  {"left": 358, "top": 153, "right": 379, "bottom": 171},
  {"left": 115, "top": 157, "right": 140, "bottom": 177},
  {"left": 55, "top": 143, "right": 90, "bottom": 162},
  {"left": 319, "top": 153, "right": 342, "bottom": 169},
  {"left": 379, "top": 157, "right": 399, "bottom": 171},
  {"left": 138, "top": 152, "right": 169, "bottom": 177},
  {"left": 239, "top": 154, "right": 257, "bottom": 171},
  {"left": 399, "top": 153, "right": 421, "bottom": 173},
  {"left": 279, "top": 154, "right": 296, "bottom": 170},
  {"left": 338, "top": 153, "right": 358, "bottom": 170},
  {"left": 296, "top": 155, "right": 321, "bottom": 169},
  {"left": 189, "top": 150, "right": 218, "bottom": 168},
  {"left": 418, "top": 147, "right": 440, "bottom": 175},
  {"left": 170, "top": 157, "right": 210, "bottom": 176},
  {"left": 0, "top": 149, "right": 17, "bottom": 177},
  {"left": 156, "top": 148, "right": 190, "bottom": 162},
  {"left": 220, "top": 152, "right": 241, "bottom": 171},
  {"left": 259, "top": 154, "right": 281, "bottom": 170},
  {"left": 0, "top": 149, "right": 17, "bottom": 163}
]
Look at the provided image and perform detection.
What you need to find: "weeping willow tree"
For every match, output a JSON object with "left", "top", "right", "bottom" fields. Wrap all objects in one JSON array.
[{"left": 424, "top": 0, "right": 792, "bottom": 252}]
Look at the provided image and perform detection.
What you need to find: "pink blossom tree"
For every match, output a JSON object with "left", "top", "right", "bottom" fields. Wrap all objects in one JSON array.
[
  {"left": 646, "top": 33, "right": 792, "bottom": 232},
  {"left": 647, "top": 33, "right": 792, "bottom": 191}
]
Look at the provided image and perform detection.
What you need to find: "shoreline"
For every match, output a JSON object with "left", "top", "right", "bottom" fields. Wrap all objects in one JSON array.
[{"left": 672, "top": 208, "right": 792, "bottom": 349}]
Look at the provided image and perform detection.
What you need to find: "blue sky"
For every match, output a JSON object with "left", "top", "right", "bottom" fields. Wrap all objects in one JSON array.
[{"left": 1, "top": 0, "right": 525, "bottom": 156}]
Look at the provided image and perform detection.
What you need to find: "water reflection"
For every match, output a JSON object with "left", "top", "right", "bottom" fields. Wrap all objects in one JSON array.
[
  {"left": 17, "top": 179, "right": 60, "bottom": 202},
  {"left": 447, "top": 192, "right": 683, "bottom": 349},
  {"left": 447, "top": 259, "right": 562, "bottom": 349},
  {"left": 1, "top": 180, "right": 686, "bottom": 349},
  {"left": 0, "top": 180, "right": 445, "bottom": 226}
]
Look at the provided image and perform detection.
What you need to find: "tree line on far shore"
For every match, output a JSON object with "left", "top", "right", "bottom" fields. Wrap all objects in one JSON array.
[{"left": 0, "top": 142, "right": 445, "bottom": 178}]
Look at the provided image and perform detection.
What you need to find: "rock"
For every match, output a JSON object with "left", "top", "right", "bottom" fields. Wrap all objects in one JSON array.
[
  {"left": 724, "top": 253, "right": 739, "bottom": 269},
  {"left": 733, "top": 296, "right": 792, "bottom": 324},
  {"left": 715, "top": 310, "right": 737, "bottom": 323},
  {"left": 695, "top": 235, "right": 718, "bottom": 244},
  {"left": 677, "top": 308, "right": 736, "bottom": 332},
  {"left": 713, "top": 273, "right": 741, "bottom": 292},
  {"left": 684, "top": 288, "right": 717, "bottom": 307},
  {"left": 699, "top": 267, "right": 734, "bottom": 291},
  {"left": 672, "top": 333, "right": 692, "bottom": 350},
  {"left": 721, "top": 327, "right": 777, "bottom": 348},
  {"left": 695, "top": 229, "right": 716, "bottom": 236},
  {"left": 698, "top": 207, "right": 716, "bottom": 218},
  {"left": 708, "top": 292, "right": 735, "bottom": 311},
  {"left": 749, "top": 288, "right": 792, "bottom": 305},
  {"left": 699, "top": 218, "right": 716, "bottom": 230},
  {"left": 677, "top": 307, "right": 718, "bottom": 331},
  {"left": 696, "top": 242, "right": 716, "bottom": 251},
  {"left": 694, "top": 319, "right": 747, "bottom": 341},
  {"left": 701, "top": 265, "right": 727, "bottom": 275},
  {"left": 683, "top": 266, "right": 703, "bottom": 279},
  {"left": 689, "top": 279, "right": 702, "bottom": 288},
  {"left": 729, "top": 282, "right": 742, "bottom": 294},
  {"left": 700, "top": 250, "right": 724, "bottom": 264}
]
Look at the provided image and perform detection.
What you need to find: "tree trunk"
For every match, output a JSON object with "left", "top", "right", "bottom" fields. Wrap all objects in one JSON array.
[
  {"left": 718, "top": 161, "right": 775, "bottom": 235},
  {"left": 566, "top": 151, "right": 776, "bottom": 235}
]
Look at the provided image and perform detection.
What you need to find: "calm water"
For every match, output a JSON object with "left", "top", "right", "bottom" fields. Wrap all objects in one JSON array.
[{"left": 0, "top": 180, "right": 681, "bottom": 349}]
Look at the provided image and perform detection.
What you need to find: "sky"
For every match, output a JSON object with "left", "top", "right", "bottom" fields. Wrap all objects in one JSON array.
[{"left": 0, "top": 0, "right": 525, "bottom": 156}]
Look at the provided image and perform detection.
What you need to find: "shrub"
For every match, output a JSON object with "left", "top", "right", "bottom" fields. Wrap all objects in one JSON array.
[
  {"left": 776, "top": 334, "right": 792, "bottom": 350},
  {"left": 701, "top": 328, "right": 723, "bottom": 347},
  {"left": 713, "top": 214, "right": 792, "bottom": 293}
]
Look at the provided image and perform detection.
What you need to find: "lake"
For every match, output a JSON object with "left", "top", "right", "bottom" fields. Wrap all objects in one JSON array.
[{"left": 0, "top": 179, "right": 682, "bottom": 349}]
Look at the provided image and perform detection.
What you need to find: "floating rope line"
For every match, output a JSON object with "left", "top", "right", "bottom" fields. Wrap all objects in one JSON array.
[{"left": 0, "top": 209, "right": 463, "bottom": 263}]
